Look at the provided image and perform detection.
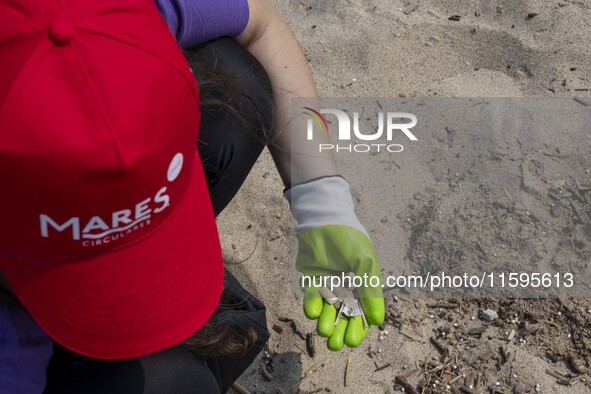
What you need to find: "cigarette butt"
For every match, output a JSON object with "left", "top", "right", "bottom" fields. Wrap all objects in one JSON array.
[
  {"left": 232, "top": 382, "right": 252, "bottom": 394},
  {"left": 345, "top": 353, "right": 352, "bottom": 387}
]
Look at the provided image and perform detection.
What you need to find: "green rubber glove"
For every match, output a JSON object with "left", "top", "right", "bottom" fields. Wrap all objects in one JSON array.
[{"left": 285, "top": 176, "right": 385, "bottom": 351}]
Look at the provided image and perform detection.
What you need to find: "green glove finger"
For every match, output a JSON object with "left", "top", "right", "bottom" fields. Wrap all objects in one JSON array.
[
  {"left": 327, "top": 317, "right": 348, "bottom": 351},
  {"left": 303, "top": 285, "right": 323, "bottom": 319},
  {"left": 359, "top": 297, "right": 386, "bottom": 326},
  {"left": 304, "top": 298, "right": 324, "bottom": 320},
  {"left": 316, "top": 301, "right": 337, "bottom": 338},
  {"left": 344, "top": 315, "right": 370, "bottom": 348}
]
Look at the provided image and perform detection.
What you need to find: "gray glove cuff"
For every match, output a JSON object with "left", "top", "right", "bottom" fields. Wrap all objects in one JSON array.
[{"left": 284, "top": 176, "right": 370, "bottom": 239}]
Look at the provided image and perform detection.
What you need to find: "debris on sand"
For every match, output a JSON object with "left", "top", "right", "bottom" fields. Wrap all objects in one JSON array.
[
  {"left": 574, "top": 97, "right": 591, "bottom": 107},
  {"left": 232, "top": 382, "right": 253, "bottom": 394},
  {"left": 569, "top": 355, "right": 588, "bottom": 374},
  {"left": 260, "top": 365, "right": 274, "bottom": 381},
  {"left": 305, "top": 333, "right": 316, "bottom": 358},
  {"left": 481, "top": 309, "right": 498, "bottom": 322},
  {"left": 272, "top": 324, "right": 283, "bottom": 334},
  {"left": 278, "top": 317, "right": 306, "bottom": 340},
  {"left": 402, "top": 0, "right": 419, "bottom": 15},
  {"left": 344, "top": 353, "right": 352, "bottom": 387},
  {"left": 427, "top": 10, "right": 441, "bottom": 19},
  {"left": 395, "top": 375, "right": 420, "bottom": 394}
]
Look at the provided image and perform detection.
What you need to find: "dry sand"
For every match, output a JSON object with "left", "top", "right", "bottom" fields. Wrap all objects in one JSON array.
[{"left": 217, "top": 1, "right": 591, "bottom": 393}]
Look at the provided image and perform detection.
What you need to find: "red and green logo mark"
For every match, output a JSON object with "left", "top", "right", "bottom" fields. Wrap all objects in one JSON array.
[{"left": 303, "top": 107, "right": 328, "bottom": 130}]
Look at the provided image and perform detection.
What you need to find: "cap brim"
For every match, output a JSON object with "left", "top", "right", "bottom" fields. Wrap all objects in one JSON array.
[{"left": 1, "top": 153, "right": 223, "bottom": 360}]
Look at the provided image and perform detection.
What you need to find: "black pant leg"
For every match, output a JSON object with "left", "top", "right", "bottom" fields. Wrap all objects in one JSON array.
[
  {"left": 44, "top": 345, "right": 219, "bottom": 394},
  {"left": 186, "top": 37, "right": 274, "bottom": 216}
]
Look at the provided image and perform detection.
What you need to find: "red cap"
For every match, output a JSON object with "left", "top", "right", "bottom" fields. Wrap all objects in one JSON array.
[{"left": 0, "top": 0, "right": 224, "bottom": 359}]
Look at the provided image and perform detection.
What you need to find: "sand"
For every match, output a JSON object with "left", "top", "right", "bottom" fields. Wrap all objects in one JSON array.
[{"left": 217, "top": 1, "right": 591, "bottom": 393}]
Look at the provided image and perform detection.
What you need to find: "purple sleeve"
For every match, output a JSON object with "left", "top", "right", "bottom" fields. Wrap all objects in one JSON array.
[
  {"left": 0, "top": 302, "right": 54, "bottom": 394},
  {"left": 154, "top": 0, "right": 250, "bottom": 48}
]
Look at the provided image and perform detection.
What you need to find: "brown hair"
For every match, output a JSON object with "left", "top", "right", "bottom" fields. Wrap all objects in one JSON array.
[
  {"left": 178, "top": 290, "right": 259, "bottom": 358},
  {"left": 184, "top": 43, "right": 273, "bottom": 147}
]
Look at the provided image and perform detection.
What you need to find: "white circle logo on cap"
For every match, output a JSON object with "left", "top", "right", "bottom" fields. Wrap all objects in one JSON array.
[{"left": 167, "top": 153, "right": 184, "bottom": 182}]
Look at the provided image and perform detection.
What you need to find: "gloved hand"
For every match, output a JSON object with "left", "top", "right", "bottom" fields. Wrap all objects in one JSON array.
[{"left": 284, "top": 176, "right": 385, "bottom": 351}]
